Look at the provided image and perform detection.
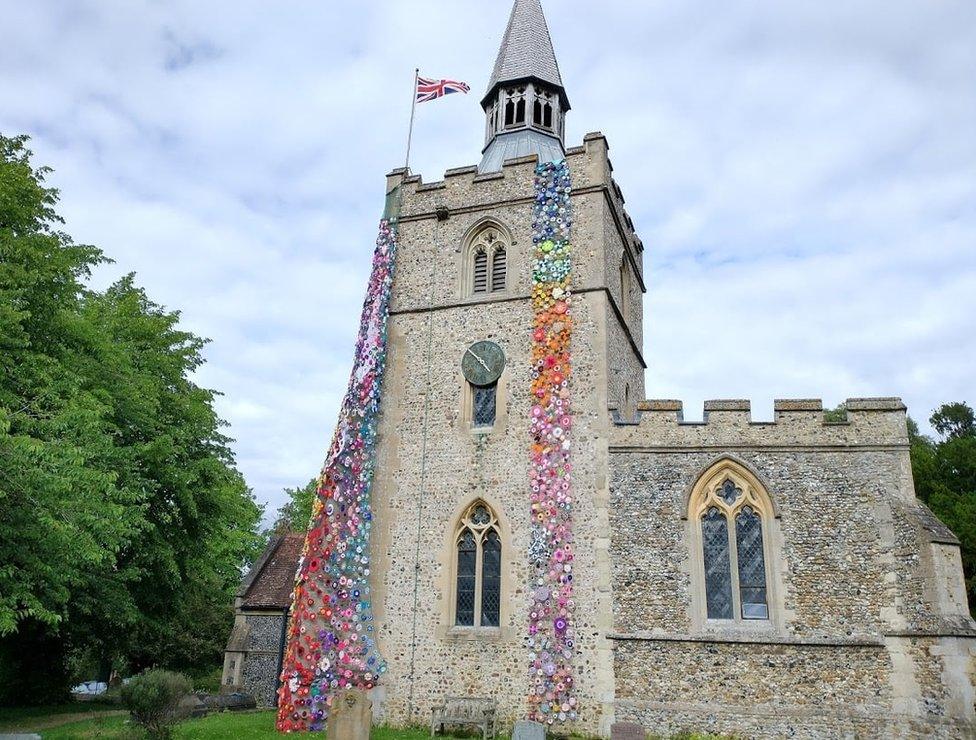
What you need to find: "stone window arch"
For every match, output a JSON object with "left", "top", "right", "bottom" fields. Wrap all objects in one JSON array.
[
  {"left": 461, "top": 222, "right": 510, "bottom": 297},
  {"left": 452, "top": 500, "right": 502, "bottom": 627},
  {"left": 688, "top": 459, "right": 779, "bottom": 624}
]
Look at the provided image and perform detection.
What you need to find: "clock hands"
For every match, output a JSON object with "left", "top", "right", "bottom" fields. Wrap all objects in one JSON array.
[{"left": 465, "top": 347, "right": 491, "bottom": 373}]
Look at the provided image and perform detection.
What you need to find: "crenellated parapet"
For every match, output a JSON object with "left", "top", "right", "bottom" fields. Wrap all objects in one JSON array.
[
  {"left": 610, "top": 397, "right": 909, "bottom": 449},
  {"left": 384, "top": 132, "right": 643, "bottom": 268}
]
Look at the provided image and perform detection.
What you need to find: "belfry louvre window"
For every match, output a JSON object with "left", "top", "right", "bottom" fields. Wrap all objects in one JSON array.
[
  {"left": 468, "top": 226, "right": 507, "bottom": 296},
  {"left": 473, "top": 249, "right": 489, "bottom": 293},
  {"left": 454, "top": 501, "right": 502, "bottom": 627},
  {"left": 691, "top": 466, "right": 772, "bottom": 622},
  {"left": 491, "top": 248, "right": 506, "bottom": 292}
]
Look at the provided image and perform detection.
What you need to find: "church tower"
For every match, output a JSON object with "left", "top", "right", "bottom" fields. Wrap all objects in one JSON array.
[{"left": 368, "top": 0, "right": 645, "bottom": 734}]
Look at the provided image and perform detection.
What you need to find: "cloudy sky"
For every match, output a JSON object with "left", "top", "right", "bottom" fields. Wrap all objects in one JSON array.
[{"left": 3, "top": 1, "right": 974, "bottom": 520}]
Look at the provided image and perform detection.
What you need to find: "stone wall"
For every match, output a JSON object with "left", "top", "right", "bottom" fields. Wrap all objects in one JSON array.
[
  {"left": 608, "top": 398, "right": 976, "bottom": 738},
  {"left": 240, "top": 612, "right": 285, "bottom": 707}
]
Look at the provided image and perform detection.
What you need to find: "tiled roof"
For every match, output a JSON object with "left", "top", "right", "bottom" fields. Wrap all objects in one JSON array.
[
  {"left": 486, "top": 0, "right": 564, "bottom": 95},
  {"left": 240, "top": 532, "right": 305, "bottom": 610}
]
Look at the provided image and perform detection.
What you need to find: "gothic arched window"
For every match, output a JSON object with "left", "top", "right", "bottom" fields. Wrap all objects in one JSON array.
[
  {"left": 454, "top": 501, "right": 502, "bottom": 627},
  {"left": 533, "top": 90, "right": 554, "bottom": 130},
  {"left": 690, "top": 463, "right": 774, "bottom": 622},
  {"left": 504, "top": 87, "right": 526, "bottom": 127},
  {"left": 466, "top": 225, "right": 507, "bottom": 296}
]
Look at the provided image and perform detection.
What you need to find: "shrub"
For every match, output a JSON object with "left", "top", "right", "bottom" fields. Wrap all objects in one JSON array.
[{"left": 120, "top": 669, "right": 191, "bottom": 739}]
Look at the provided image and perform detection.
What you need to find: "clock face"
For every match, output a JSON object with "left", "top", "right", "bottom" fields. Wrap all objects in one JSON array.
[{"left": 461, "top": 340, "right": 505, "bottom": 386}]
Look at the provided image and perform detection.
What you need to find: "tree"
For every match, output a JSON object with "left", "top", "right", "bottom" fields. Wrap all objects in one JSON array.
[
  {"left": 823, "top": 403, "right": 847, "bottom": 422},
  {"left": 908, "top": 403, "right": 976, "bottom": 616},
  {"left": 268, "top": 477, "right": 317, "bottom": 535},
  {"left": 930, "top": 402, "right": 976, "bottom": 442},
  {"left": 0, "top": 134, "right": 262, "bottom": 703}
]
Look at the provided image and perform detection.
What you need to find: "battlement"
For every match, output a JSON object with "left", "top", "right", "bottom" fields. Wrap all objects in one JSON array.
[
  {"left": 610, "top": 398, "right": 909, "bottom": 449},
  {"left": 384, "top": 132, "right": 643, "bottom": 260}
]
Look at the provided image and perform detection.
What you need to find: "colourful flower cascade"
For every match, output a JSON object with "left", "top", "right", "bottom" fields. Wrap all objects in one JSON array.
[
  {"left": 527, "top": 160, "right": 577, "bottom": 725},
  {"left": 276, "top": 220, "right": 396, "bottom": 732}
]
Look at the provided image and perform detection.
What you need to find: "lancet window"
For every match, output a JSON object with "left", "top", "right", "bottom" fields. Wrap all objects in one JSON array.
[{"left": 454, "top": 501, "right": 502, "bottom": 627}]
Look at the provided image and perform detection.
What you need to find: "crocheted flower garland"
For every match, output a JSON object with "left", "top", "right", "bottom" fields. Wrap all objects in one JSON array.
[
  {"left": 527, "top": 160, "right": 577, "bottom": 725},
  {"left": 275, "top": 220, "right": 395, "bottom": 732}
]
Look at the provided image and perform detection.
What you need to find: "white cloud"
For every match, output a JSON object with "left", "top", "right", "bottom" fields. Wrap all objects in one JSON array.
[{"left": 2, "top": 1, "right": 974, "bottom": 518}]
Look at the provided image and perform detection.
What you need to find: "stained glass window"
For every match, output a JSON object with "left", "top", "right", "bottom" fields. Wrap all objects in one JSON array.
[
  {"left": 473, "top": 384, "right": 496, "bottom": 427},
  {"left": 481, "top": 530, "right": 501, "bottom": 627},
  {"left": 702, "top": 507, "right": 734, "bottom": 619},
  {"left": 736, "top": 506, "right": 768, "bottom": 619},
  {"left": 455, "top": 530, "right": 476, "bottom": 626},
  {"left": 694, "top": 468, "right": 773, "bottom": 624}
]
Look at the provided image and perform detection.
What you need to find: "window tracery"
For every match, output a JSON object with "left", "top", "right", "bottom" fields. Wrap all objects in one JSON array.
[
  {"left": 453, "top": 501, "right": 502, "bottom": 627},
  {"left": 690, "top": 462, "right": 774, "bottom": 623}
]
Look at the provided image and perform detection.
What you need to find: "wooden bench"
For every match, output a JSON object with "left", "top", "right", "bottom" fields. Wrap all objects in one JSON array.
[{"left": 430, "top": 696, "right": 496, "bottom": 739}]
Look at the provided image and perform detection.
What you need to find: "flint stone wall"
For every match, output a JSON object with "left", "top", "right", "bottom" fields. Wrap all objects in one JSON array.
[
  {"left": 240, "top": 613, "right": 285, "bottom": 707},
  {"left": 608, "top": 399, "right": 976, "bottom": 738}
]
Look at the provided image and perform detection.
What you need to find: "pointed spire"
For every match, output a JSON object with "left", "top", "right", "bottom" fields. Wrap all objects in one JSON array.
[
  {"left": 478, "top": 0, "right": 570, "bottom": 172},
  {"left": 485, "top": 0, "right": 565, "bottom": 102}
]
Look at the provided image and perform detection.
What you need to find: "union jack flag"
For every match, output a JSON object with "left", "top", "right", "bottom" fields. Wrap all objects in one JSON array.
[{"left": 416, "top": 75, "right": 470, "bottom": 103}]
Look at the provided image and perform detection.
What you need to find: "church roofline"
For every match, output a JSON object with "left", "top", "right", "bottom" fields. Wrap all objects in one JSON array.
[{"left": 609, "top": 397, "right": 911, "bottom": 448}]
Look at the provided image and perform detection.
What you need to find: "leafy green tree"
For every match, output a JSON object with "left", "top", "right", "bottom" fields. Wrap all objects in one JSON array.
[
  {"left": 930, "top": 402, "right": 976, "bottom": 442},
  {"left": 908, "top": 403, "right": 976, "bottom": 615},
  {"left": 823, "top": 403, "right": 847, "bottom": 422},
  {"left": 269, "top": 477, "right": 317, "bottom": 534},
  {"left": 0, "top": 134, "right": 262, "bottom": 703}
]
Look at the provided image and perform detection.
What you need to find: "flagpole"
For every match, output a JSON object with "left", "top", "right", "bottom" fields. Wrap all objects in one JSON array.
[{"left": 403, "top": 67, "right": 419, "bottom": 174}]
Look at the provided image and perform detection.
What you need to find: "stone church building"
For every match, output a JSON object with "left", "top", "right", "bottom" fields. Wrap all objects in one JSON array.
[{"left": 225, "top": 0, "right": 975, "bottom": 736}]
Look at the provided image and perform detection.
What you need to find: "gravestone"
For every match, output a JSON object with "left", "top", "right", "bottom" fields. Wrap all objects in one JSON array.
[
  {"left": 177, "top": 693, "right": 209, "bottom": 719},
  {"left": 512, "top": 719, "right": 546, "bottom": 740},
  {"left": 326, "top": 688, "right": 372, "bottom": 740},
  {"left": 610, "top": 721, "right": 646, "bottom": 740}
]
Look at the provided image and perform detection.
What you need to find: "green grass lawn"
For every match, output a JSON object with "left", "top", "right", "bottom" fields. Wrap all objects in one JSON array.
[
  {"left": 4, "top": 708, "right": 726, "bottom": 739},
  {"left": 36, "top": 710, "right": 468, "bottom": 739},
  {"left": 0, "top": 702, "right": 122, "bottom": 734}
]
